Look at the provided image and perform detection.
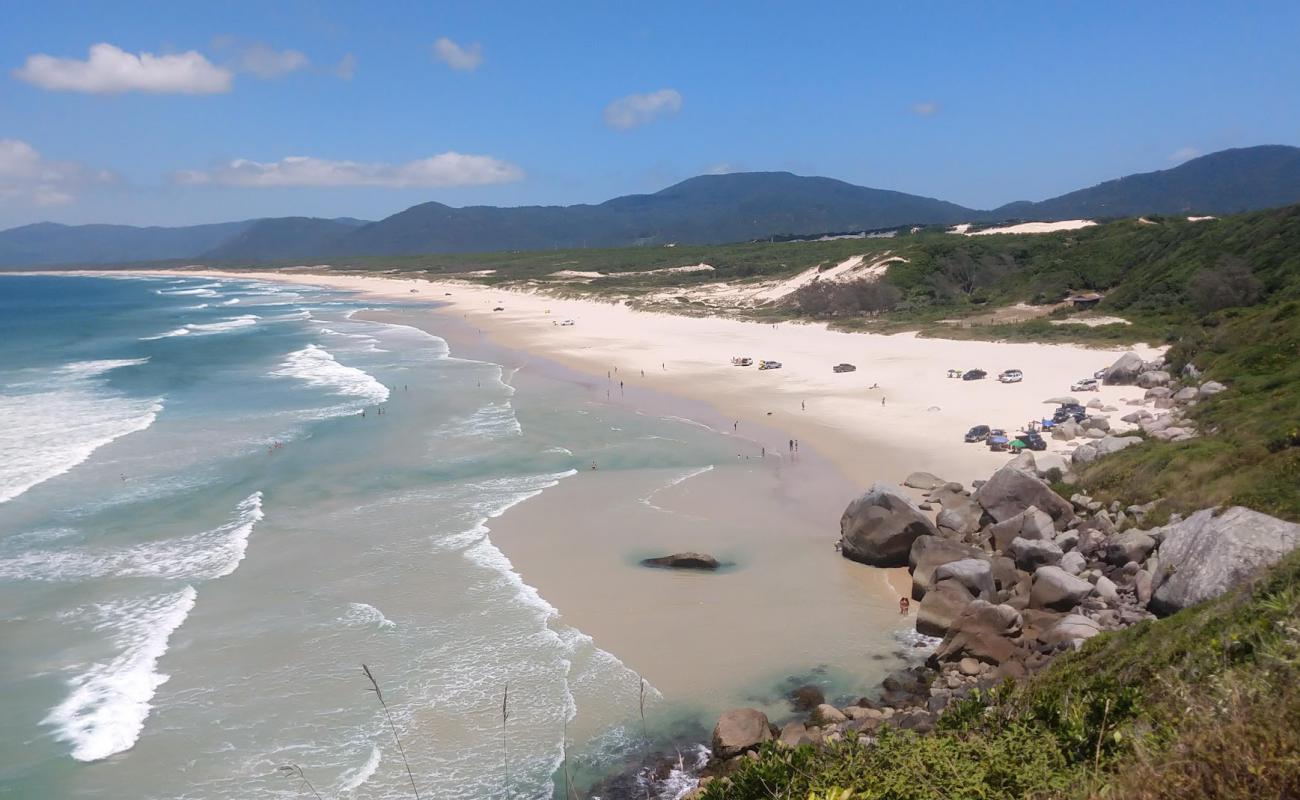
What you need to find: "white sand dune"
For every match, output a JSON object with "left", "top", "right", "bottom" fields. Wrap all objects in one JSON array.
[{"left": 967, "top": 220, "right": 1097, "bottom": 236}]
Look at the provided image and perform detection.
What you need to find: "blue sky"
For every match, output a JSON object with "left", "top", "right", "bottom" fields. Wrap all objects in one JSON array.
[{"left": 2, "top": 1, "right": 1298, "bottom": 228}]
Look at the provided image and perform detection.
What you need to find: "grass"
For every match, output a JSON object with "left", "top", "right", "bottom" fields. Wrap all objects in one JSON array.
[{"left": 701, "top": 548, "right": 1300, "bottom": 799}]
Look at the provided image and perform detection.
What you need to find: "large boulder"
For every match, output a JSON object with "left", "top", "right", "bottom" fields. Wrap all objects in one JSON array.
[
  {"left": 989, "top": 506, "right": 1056, "bottom": 552},
  {"left": 935, "top": 496, "right": 983, "bottom": 538},
  {"left": 1052, "top": 420, "right": 1082, "bottom": 440},
  {"left": 1172, "top": 386, "right": 1199, "bottom": 403},
  {"left": 1104, "top": 531, "right": 1156, "bottom": 566},
  {"left": 1031, "top": 452, "right": 1071, "bottom": 480},
  {"left": 1009, "top": 537, "right": 1064, "bottom": 571},
  {"left": 1096, "top": 436, "right": 1142, "bottom": 456},
  {"left": 975, "top": 466, "right": 1075, "bottom": 530},
  {"left": 1030, "top": 566, "right": 1094, "bottom": 611},
  {"left": 1104, "top": 352, "right": 1145, "bottom": 385},
  {"left": 840, "top": 482, "right": 940, "bottom": 567},
  {"left": 1038, "top": 614, "right": 1102, "bottom": 647},
  {"left": 909, "top": 536, "right": 986, "bottom": 599},
  {"left": 1150, "top": 507, "right": 1300, "bottom": 615},
  {"left": 711, "top": 709, "right": 772, "bottom": 758},
  {"left": 1071, "top": 443, "right": 1099, "bottom": 466},
  {"left": 903, "top": 471, "right": 947, "bottom": 490},
  {"left": 1136, "top": 370, "right": 1171, "bottom": 389},
  {"left": 917, "top": 579, "right": 976, "bottom": 637},
  {"left": 641, "top": 552, "right": 719, "bottom": 570},
  {"left": 933, "top": 558, "right": 995, "bottom": 599},
  {"left": 1198, "top": 381, "right": 1226, "bottom": 399},
  {"left": 932, "top": 600, "right": 1024, "bottom": 665}
]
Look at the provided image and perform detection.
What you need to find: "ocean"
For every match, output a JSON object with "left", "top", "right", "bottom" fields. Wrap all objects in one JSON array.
[{"left": 0, "top": 274, "right": 760, "bottom": 799}]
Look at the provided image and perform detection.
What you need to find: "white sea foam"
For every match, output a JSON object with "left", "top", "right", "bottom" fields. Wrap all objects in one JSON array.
[
  {"left": 433, "top": 402, "right": 523, "bottom": 440},
  {"left": 220, "top": 298, "right": 240, "bottom": 305},
  {"left": 338, "top": 745, "right": 382, "bottom": 793},
  {"left": 0, "top": 492, "right": 264, "bottom": 582},
  {"left": 640, "top": 465, "right": 714, "bottom": 512},
  {"left": 43, "top": 586, "right": 198, "bottom": 762},
  {"left": 182, "top": 303, "right": 209, "bottom": 310},
  {"left": 271, "top": 345, "right": 390, "bottom": 407},
  {"left": 140, "top": 314, "right": 260, "bottom": 340},
  {"left": 156, "top": 286, "right": 220, "bottom": 297},
  {"left": 340, "top": 602, "right": 396, "bottom": 630},
  {"left": 0, "top": 360, "right": 161, "bottom": 504}
]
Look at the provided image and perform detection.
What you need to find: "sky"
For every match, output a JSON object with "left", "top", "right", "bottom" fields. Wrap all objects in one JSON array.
[{"left": 1, "top": 0, "right": 1299, "bottom": 229}]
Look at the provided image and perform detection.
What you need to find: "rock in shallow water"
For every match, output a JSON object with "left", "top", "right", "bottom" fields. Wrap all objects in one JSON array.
[{"left": 640, "top": 552, "right": 719, "bottom": 570}]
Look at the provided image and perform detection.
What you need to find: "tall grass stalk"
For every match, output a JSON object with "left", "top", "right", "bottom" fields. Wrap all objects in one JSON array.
[
  {"left": 502, "top": 682, "right": 511, "bottom": 800},
  {"left": 276, "top": 764, "right": 323, "bottom": 799},
  {"left": 361, "top": 664, "right": 421, "bottom": 800}
]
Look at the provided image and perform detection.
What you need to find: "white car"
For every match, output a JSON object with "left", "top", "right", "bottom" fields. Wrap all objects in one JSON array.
[
  {"left": 1071, "top": 378, "right": 1100, "bottom": 392},
  {"left": 998, "top": 369, "right": 1023, "bottom": 383},
  {"left": 758, "top": 360, "right": 782, "bottom": 370}
]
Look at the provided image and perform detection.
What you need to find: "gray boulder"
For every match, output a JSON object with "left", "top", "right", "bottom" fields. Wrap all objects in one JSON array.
[
  {"left": 1052, "top": 420, "right": 1082, "bottom": 440},
  {"left": 917, "top": 579, "right": 976, "bottom": 637},
  {"left": 840, "top": 482, "right": 940, "bottom": 567},
  {"left": 1044, "top": 395, "right": 1078, "bottom": 406},
  {"left": 1038, "top": 614, "right": 1102, "bottom": 647},
  {"left": 1136, "top": 370, "right": 1171, "bottom": 389},
  {"left": 1150, "top": 507, "right": 1300, "bottom": 615},
  {"left": 1198, "top": 381, "right": 1226, "bottom": 398},
  {"left": 904, "top": 471, "right": 947, "bottom": 490},
  {"left": 1081, "top": 416, "right": 1111, "bottom": 432},
  {"left": 935, "top": 494, "right": 983, "bottom": 537},
  {"left": 1096, "top": 435, "right": 1142, "bottom": 456},
  {"left": 1009, "top": 537, "right": 1064, "bottom": 571},
  {"left": 712, "top": 708, "right": 772, "bottom": 758},
  {"left": 1030, "top": 566, "right": 1094, "bottom": 611},
  {"left": 1172, "top": 386, "right": 1199, "bottom": 403},
  {"left": 1104, "top": 352, "right": 1145, "bottom": 385},
  {"left": 932, "top": 600, "right": 1024, "bottom": 665},
  {"left": 1059, "top": 550, "right": 1087, "bottom": 575},
  {"left": 1105, "top": 531, "right": 1156, "bottom": 566},
  {"left": 909, "top": 536, "right": 986, "bottom": 599},
  {"left": 1071, "top": 443, "right": 1099, "bottom": 465},
  {"left": 975, "top": 466, "right": 1075, "bottom": 530},
  {"left": 1031, "top": 452, "right": 1070, "bottom": 479},
  {"left": 989, "top": 506, "right": 1056, "bottom": 552},
  {"left": 641, "top": 552, "right": 720, "bottom": 570},
  {"left": 933, "top": 558, "right": 995, "bottom": 599}
]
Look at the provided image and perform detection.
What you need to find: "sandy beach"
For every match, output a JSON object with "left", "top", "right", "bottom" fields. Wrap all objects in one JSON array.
[{"left": 70, "top": 267, "right": 1162, "bottom": 489}]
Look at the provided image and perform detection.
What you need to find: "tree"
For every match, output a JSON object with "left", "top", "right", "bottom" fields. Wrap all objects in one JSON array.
[{"left": 1186, "top": 255, "right": 1264, "bottom": 314}]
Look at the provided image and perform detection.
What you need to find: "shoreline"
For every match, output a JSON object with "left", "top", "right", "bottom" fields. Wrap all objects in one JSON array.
[{"left": 17, "top": 267, "right": 1163, "bottom": 491}]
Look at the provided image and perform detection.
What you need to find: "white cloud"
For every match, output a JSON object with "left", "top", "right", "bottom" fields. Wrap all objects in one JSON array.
[
  {"left": 334, "top": 53, "right": 357, "bottom": 80},
  {"left": 13, "top": 43, "right": 232, "bottom": 94},
  {"left": 706, "top": 162, "right": 740, "bottom": 175},
  {"left": 432, "top": 37, "right": 483, "bottom": 71},
  {"left": 230, "top": 42, "right": 309, "bottom": 79},
  {"left": 174, "top": 152, "right": 524, "bottom": 188},
  {"left": 604, "top": 89, "right": 683, "bottom": 130},
  {"left": 1169, "top": 146, "right": 1200, "bottom": 163},
  {"left": 0, "top": 139, "right": 116, "bottom": 206},
  {"left": 909, "top": 101, "right": 939, "bottom": 117}
]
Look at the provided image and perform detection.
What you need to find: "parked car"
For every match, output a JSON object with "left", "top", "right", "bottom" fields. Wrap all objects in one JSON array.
[
  {"left": 559, "top": 319, "right": 575, "bottom": 326},
  {"left": 1094, "top": 368, "right": 1108, "bottom": 379},
  {"left": 1071, "top": 378, "right": 1100, "bottom": 392},
  {"left": 998, "top": 369, "right": 1024, "bottom": 383},
  {"left": 492, "top": 306, "right": 505, "bottom": 311},
  {"left": 1052, "top": 404, "right": 1087, "bottom": 424},
  {"left": 987, "top": 429, "right": 1010, "bottom": 451},
  {"left": 1018, "top": 431, "right": 1048, "bottom": 451},
  {"left": 758, "top": 360, "right": 782, "bottom": 370},
  {"left": 962, "top": 369, "right": 988, "bottom": 381},
  {"left": 833, "top": 363, "right": 857, "bottom": 373},
  {"left": 964, "top": 425, "right": 991, "bottom": 443},
  {"left": 731, "top": 356, "right": 753, "bottom": 366}
]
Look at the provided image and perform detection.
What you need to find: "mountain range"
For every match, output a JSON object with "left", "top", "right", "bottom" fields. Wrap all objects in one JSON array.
[{"left": 3, "top": 145, "right": 1298, "bottom": 267}]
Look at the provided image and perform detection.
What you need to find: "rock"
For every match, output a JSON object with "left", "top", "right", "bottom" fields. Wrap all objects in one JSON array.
[
  {"left": 812, "top": 704, "right": 847, "bottom": 725},
  {"left": 917, "top": 579, "right": 975, "bottom": 637},
  {"left": 932, "top": 600, "right": 1024, "bottom": 665},
  {"left": 1145, "top": 386, "right": 1173, "bottom": 400},
  {"left": 1104, "top": 352, "right": 1145, "bottom": 385},
  {"left": 1059, "top": 550, "right": 1087, "bottom": 575},
  {"left": 1182, "top": 363, "right": 1203, "bottom": 380},
  {"left": 936, "top": 500, "right": 982, "bottom": 538},
  {"left": 1009, "top": 537, "right": 1064, "bottom": 571},
  {"left": 840, "top": 482, "right": 940, "bottom": 567},
  {"left": 1134, "top": 570, "right": 1154, "bottom": 607},
  {"left": 1071, "top": 443, "right": 1099, "bottom": 465},
  {"left": 1198, "top": 380, "right": 1226, "bottom": 398},
  {"left": 1150, "top": 507, "right": 1300, "bottom": 615},
  {"left": 1052, "top": 420, "right": 1081, "bottom": 440},
  {"left": 1093, "top": 575, "right": 1119, "bottom": 604},
  {"left": 1086, "top": 398, "right": 1104, "bottom": 410},
  {"left": 641, "top": 552, "right": 719, "bottom": 570},
  {"left": 1084, "top": 428, "right": 1107, "bottom": 440},
  {"left": 975, "top": 465, "right": 1074, "bottom": 531},
  {"left": 903, "top": 471, "right": 947, "bottom": 490},
  {"left": 1081, "top": 416, "right": 1111, "bottom": 432},
  {"left": 1105, "top": 531, "right": 1156, "bottom": 566},
  {"left": 1136, "top": 370, "right": 1171, "bottom": 389},
  {"left": 1039, "top": 614, "right": 1102, "bottom": 647},
  {"left": 789, "top": 685, "right": 825, "bottom": 712},
  {"left": 1044, "top": 395, "right": 1078, "bottom": 405},
  {"left": 933, "top": 558, "right": 995, "bottom": 599},
  {"left": 1005, "top": 451, "right": 1037, "bottom": 474},
  {"left": 777, "top": 721, "right": 816, "bottom": 748},
  {"left": 1120, "top": 410, "right": 1152, "bottom": 424},
  {"left": 909, "top": 536, "right": 987, "bottom": 599},
  {"left": 712, "top": 709, "right": 772, "bottom": 758},
  {"left": 988, "top": 556, "right": 1022, "bottom": 592},
  {"left": 1095, "top": 435, "right": 1142, "bottom": 456},
  {"left": 1172, "top": 386, "right": 1199, "bottom": 403},
  {"left": 1031, "top": 452, "right": 1070, "bottom": 480},
  {"left": 989, "top": 506, "right": 1056, "bottom": 552},
  {"left": 958, "top": 657, "right": 983, "bottom": 676},
  {"left": 1030, "top": 566, "right": 1095, "bottom": 611}
]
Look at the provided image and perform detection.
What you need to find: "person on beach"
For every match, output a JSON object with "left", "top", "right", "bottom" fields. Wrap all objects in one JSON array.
[
  {"left": 900, "top": 597, "right": 910, "bottom": 615},
  {"left": 882, "top": 397, "right": 886, "bottom": 406},
  {"left": 591, "top": 460, "right": 598, "bottom": 470},
  {"left": 761, "top": 446, "right": 766, "bottom": 457},
  {"left": 734, "top": 421, "right": 738, "bottom": 431},
  {"left": 619, "top": 380, "right": 624, "bottom": 393},
  {"left": 789, "top": 439, "right": 794, "bottom": 451},
  {"left": 801, "top": 401, "right": 805, "bottom": 411}
]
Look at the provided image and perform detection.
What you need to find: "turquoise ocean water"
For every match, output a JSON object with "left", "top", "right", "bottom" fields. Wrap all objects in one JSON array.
[{"left": 0, "top": 274, "right": 753, "bottom": 799}]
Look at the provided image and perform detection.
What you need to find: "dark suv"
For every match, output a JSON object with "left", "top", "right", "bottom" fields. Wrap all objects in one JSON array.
[
  {"left": 964, "top": 425, "right": 991, "bottom": 442},
  {"left": 1052, "top": 404, "right": 1086, "bottom": 424},
  {"left": 962, "top": 369, "right": 988, "bottom": 381}
]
